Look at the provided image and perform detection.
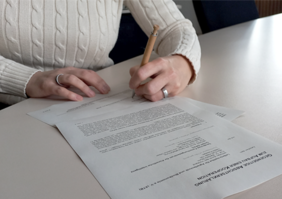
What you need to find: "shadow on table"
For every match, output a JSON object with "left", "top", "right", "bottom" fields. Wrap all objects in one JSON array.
[{"left": 0, "top": 102, "right": 9, "bottom": 110}]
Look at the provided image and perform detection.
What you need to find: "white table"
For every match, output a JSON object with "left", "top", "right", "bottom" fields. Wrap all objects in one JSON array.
[{"left": 1, "top": 14, "right": 282, "bottom": 199}]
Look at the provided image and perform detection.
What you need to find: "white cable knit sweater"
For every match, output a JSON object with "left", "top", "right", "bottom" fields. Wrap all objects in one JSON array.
[{"left": 0, "top": 0, "right": 201, "bottom": 105}]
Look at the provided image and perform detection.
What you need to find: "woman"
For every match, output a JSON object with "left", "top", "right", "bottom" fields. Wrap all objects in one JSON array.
[{"left": 0, "top": 0, "right": 200, "bottom": 105}]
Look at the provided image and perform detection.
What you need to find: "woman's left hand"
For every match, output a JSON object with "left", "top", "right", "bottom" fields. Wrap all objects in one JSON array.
[{"left": 129, "top": 55, "right": 194, "bottom": 101}]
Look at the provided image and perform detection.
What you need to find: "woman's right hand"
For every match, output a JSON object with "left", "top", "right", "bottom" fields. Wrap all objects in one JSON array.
[{"left": 26, "top": 67, "right": 110, "bottom": 101}]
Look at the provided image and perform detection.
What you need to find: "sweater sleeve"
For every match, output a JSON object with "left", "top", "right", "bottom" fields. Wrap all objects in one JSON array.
[
  {"left": 0, "top": 56, "right": 41, "bottom": 98},
  {"left": 124, "top": 0, "right": 201, "bottom": 83}
]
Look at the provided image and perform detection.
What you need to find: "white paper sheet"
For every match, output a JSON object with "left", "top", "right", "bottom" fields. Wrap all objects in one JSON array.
[
  {"left": 186, "top": 98, "right": 244, "bottom": 121},
  {"left": 56, "top": 97, "right": 282, "bottom": 199},
  {"left": 28, "top": 89, "right": 244, "bottom": 126},
  {"left": 28, "top": 89, "right": 146, "bottom": 126}
]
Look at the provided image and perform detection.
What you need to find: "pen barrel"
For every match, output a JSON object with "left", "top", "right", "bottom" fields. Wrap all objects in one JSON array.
[{"left": 140, "top": 34, "right": 157, "bottom": 66}]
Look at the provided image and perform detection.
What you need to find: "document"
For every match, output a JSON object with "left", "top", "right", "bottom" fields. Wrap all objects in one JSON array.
[
  {"left": 28, "top": 89, "right": 146, "bottom": 126},
  {"left": 56, "top": 97, "right": 282, "bottom": 199},
  {"left": 185, "top": 98, "right": 244, "bottom": 121},
  {"left": 28, "top": 89, "right": 244, "bottom": 126}
]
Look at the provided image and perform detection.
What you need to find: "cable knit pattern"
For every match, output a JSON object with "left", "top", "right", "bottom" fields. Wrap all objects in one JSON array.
[
  {"left": 91, "top": 0, "right": 108, "bottom": 68},
  {"left": 31, "top": 0, "right": 44, "bottom": 68},
  {"left": 163, "top": 0, "right": 183, "bottom": 21},
  {"left": 54, "top": 0, "right": 67, "bottom": 67},
  {"left": 111, "top": 0, "right": 119, "bottom": 33},
  {"left": 4, "top": 0, "right": 22, "bottom": 63},
  {"left": 74, "top": 0, "right": 90, "bottom": 66},
  {"left": 0, "top": 0, "right": 200, "bottom": 104},
  {"left": 141, "top": 1, "right": 165, "bottom": 32}
]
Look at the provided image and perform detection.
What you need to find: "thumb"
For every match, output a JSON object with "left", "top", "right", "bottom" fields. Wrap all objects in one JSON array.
[{"left": 129, "top": 65, "right": 139, "bottom": 76}]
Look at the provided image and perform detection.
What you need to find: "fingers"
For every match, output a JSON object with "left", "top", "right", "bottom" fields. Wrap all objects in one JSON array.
[
  {"left": 130, "top": 56, "right": 192, "bottom": 102},
  {"left": 137, "top": 82, "right": 174, "bottom": 102},
  {"left": 129, "top": 65, "right": 138, "bottom": 76},
  {"left": 72, "top": 69, "right": 111, "bottom": 94},
  {"left": 129, "top": 58, "right": 166, "bottom": 90},
  {"left": 54, "top": 67, "right": 110, "bottom": 100},
  {"left": 58, "top": 74, "right": 95, "bottom": 97},
  {"left": 52, "top": 86, "right": 83, "bottom": 101},
  {"left": 143, "top": 89, "right": 168, "bottom": 102},
  {"left": 26, "top": 67, "right": 111, "bottom": 101},
  {"left": 134, "top": 72, "right": 168, "bottom": 96}
]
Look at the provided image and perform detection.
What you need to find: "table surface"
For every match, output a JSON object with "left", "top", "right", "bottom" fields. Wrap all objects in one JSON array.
[{"left": 1, "top": 14, "right": 282, "bottom": 199}]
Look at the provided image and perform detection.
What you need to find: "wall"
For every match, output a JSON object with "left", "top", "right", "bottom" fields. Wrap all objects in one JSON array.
[
  {"left": 255, "top": 0, "right": 282, "bottom": 17},
  {"left": 174, "top": 0, "right": 202, "bottom": 35}
]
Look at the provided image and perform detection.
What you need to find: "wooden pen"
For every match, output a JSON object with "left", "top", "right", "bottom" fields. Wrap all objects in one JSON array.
[{"left": 132, "top": 24, "right": 159, "bottom": 98}]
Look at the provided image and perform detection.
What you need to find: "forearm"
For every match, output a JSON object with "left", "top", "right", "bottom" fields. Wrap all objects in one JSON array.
[{"left": 125, "top": 0, "right": 201, "bottom": 83}]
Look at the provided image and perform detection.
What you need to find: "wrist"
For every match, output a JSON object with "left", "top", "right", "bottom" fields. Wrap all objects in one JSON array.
[
  {"left": 26, "top": 71, "right": 42, "bottom": 98},
  {"left": 172, "top": 54, "right": 195, "bottom": 85}
]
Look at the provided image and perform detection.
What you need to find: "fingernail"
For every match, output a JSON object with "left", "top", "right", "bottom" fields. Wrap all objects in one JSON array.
[
  {"left": 88, "top": 90, "right": 95, "bottom": 97},
  {"left": 103, "top": 84, "right": 110, "bottom": 93},
  {"left": 76, "top": 95, "right": 83, "bottom": 101}
]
